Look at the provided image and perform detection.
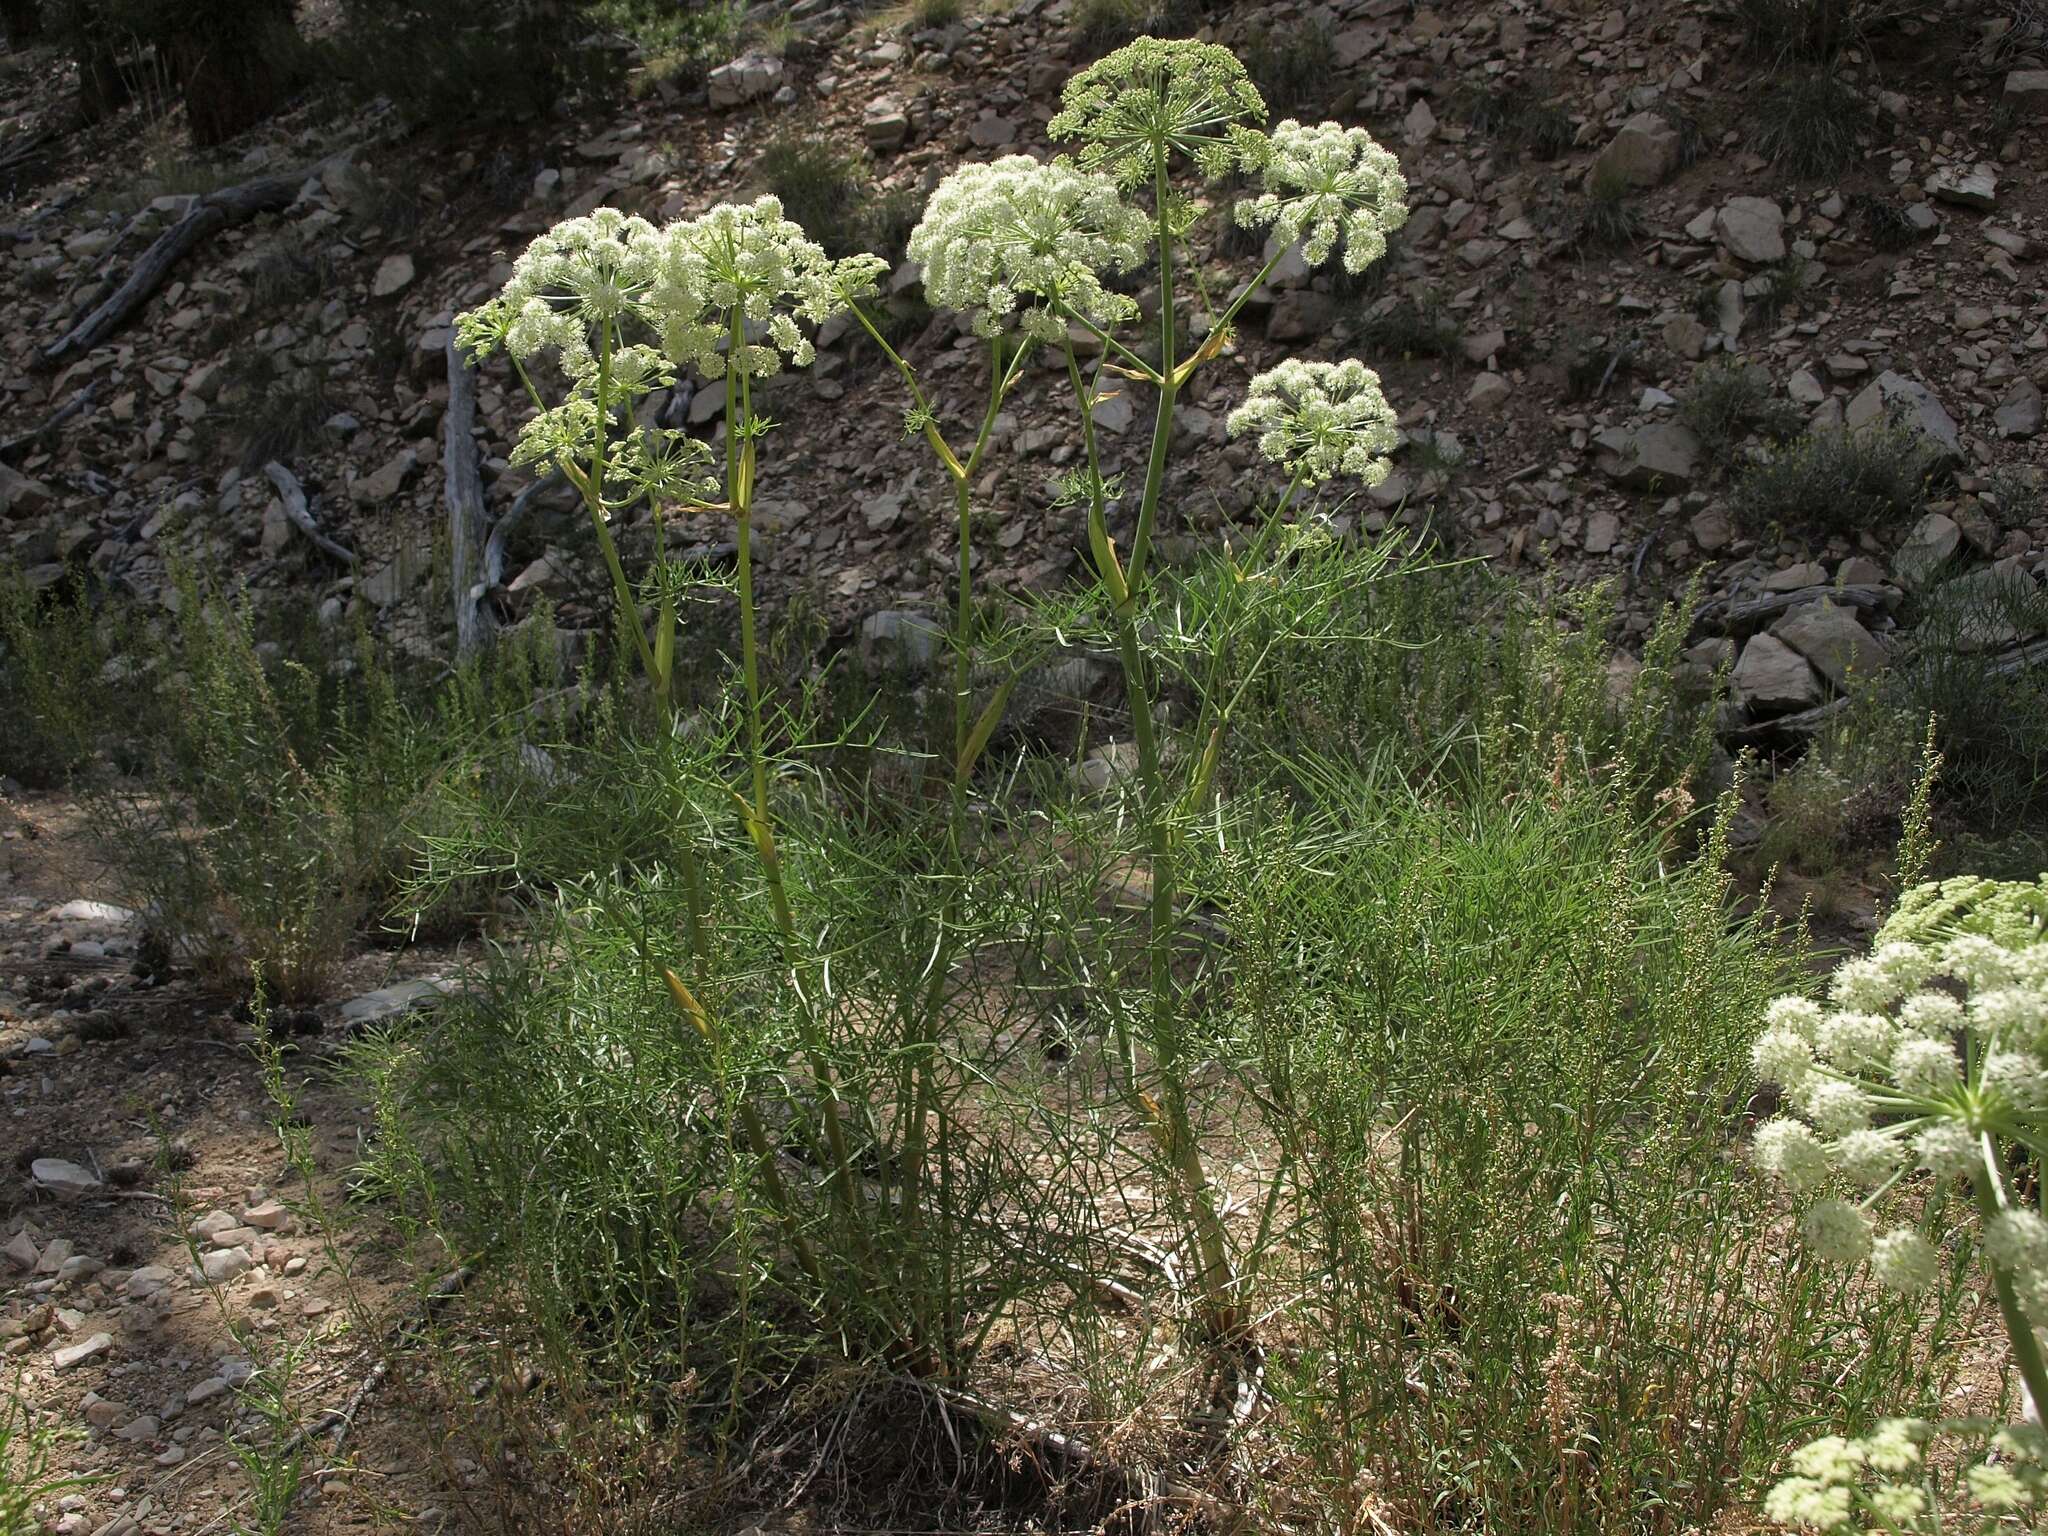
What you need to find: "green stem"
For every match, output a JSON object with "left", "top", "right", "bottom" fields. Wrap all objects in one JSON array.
[
  {"left": 1061, "top": 336, "right": 1238, "bottom": 1340},
  {"left": 1978, "top": 1144, "right": 2048, "bottom": 1420},
  {"left": 1128, "top": 161, "right": 1180, "bottom": 588}
]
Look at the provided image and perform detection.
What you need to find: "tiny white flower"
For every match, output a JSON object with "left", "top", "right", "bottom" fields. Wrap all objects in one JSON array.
[
  {"left": 1765, "top": 994, "right": 1827, "bottom": 1043},
  {"left": 1913, "top": 1122, "right": 1980, "bottom": 1183},
  {"left": 1869, "top": 1230, "right": 1939, "bottom": 1294},
  {"left": 1829, "top": 956, "right": 1900, "bottom": 1013},
  {"left": 1973, "top": 986, "right": 2048, "bottom": 1045},
  {"left": 1945, "top": 932, "right": 2018, "bottom": 990},
  {"left": 1889, "top": 1035, "right": 1960, "bottom": 1096},
  {"left": 1801, "top": 1198, "right": 1875, "bottom": 1264},
  {"left": 1831, "top": 1128, "right": 1901, "bottom": 1188},
  {"left": 1762, "top": 1477, "right": 1852, "bottom": 1529},
  {"left": 1234, "top": 119, "right": 1409, "bottom": 274},
  {"left": 1753, "top": 1025, "right": 1817, "bottom": 1090},
  {"left": 1970, "top": 1462, "right": 2032, "bottom": 1511},
  {"left": 1872, "top": 940, "right": 1936, "bottom": 993},
  {"left": 1984, "top": 1050, "right": 2048, "bottom": 1110},
  {"left": 1798, "top": 1077, "right": 1872, "bottom": 1138},
  {"left": 1986, "top": 1209, "right": 2048, "bottom": 1279},
  {"left": 1897, "top": 990, "right": 1964, "bottom": 1039},
  {"left": 1791, "top": 1432, "right": 1866, "bottom": 1483},
  {"left": 1753, "top": 1117, "right": 1829, "bottom": 1194},
  {"left": 1225, "top": 358, "right": 1398, "bottom": 485},
  {"left": 1816, "top": 1010, "right": 1894, "bottom": 1072},
  {"left": 1865, "top": 1482, "right": 1927, "bottom": 1523}
]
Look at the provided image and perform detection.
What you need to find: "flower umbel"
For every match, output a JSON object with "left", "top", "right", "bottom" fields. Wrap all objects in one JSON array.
[
  {"left": 907, "top": 156, "right": 1149, "bottom": 340},
  {"left": 1235, "top": 119, "right": 1409, "bottom": 274},
  {"left": 1225, "top": 359, "right": 1397, "bottom": 485},
  {"left": 1047, "top": 37, "right": 1269, "bottom": 188}
]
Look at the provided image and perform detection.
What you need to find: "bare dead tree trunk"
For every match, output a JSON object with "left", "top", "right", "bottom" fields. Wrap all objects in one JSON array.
[
  {"left": 445, "top": 334, "right": 495, "bottom": 661},
  {"left": 0, "top": 0, "right": 41, "bottom": 47},
  {"left": 162, "top": 0, "right": 301, "bottom": 149}
]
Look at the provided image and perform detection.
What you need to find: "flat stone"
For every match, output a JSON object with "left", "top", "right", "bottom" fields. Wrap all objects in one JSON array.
[
  {"left": 350, "top": 447, "right": 420, "bottom": 507},
  {"left": 1593, "top": 422, "right": 1700, "bottom": 492},
  {"left": 1590, "top": 111, "right": 1681, "bottom": 189},
  {"left": 243, "top": 1201, "right": 291, "bottom": 1231},
  {"left": 196, "top": 1247, "right": 254, "bottom": 1285},
  {"left": 0, "top": 462, "right": 55, "bottom": 518},
  {"left": 1770, "top": 599, "right": 1888, "bottom": 690},
  {"left": 1715, "top": 196, "right": 1786, "bottom": 264},
  {"left": 1846, "top": 371, "right": 1961, "bottom": 463},
  {"left": 1265, "top": 290, "right": 1333, "bottom": 341},
  {"left": 1465, "top": 371, "right": 1511, "bottom": 412},
  {"left": 2002, "top": 68, "right": 2048, "bottom": 117},
  {"left": 1994, "top": 379, "right": 2042, "bottom": 440},
  {"left": 48, "top": 900, "right": 135, "bottom": 923},
  {"left": 337, "top": 978, "right": 450, "bottom": 1027},
  {"left": 1583, "top": 510, "right": 1620, "bottom": 554},
  {"left": 857, "top": 610, "right": 943, "bottom": 672},
  {"left": 31, "top": 1159, "right": 101, "bottom": 1198},
  {"left": 1763, "top": 561, "right": 1827, "bottom": 593},
  {"left": 1924, "top": 164, "right": 1997, "bottom": 211},
  {"left": 1892, "top": 512, "right": 1962, "bottom": 588},
  {"left": 862, "top": 96, "right": 909, "bottom": 151},
  {"left": 1690, "top": 506, "right": 1733, "bottom": 551},
  {"left": 708, "top": 53, "right": 782, "bottom": 109},
  {"left": 52, "top": 1331, "right": 112, "bottom": 1370},
  {"left": 370, "top": 254, "right": 415, "bottom": 298},
  {"left": 1732, "top": 632, "right": 1822, "bottom": 715},
  {"left": 1788, "top": 368, "right": 1826, "bottom": 406},
  {"left": 1928, "top": 559, "right": 2042, "bottom": 652},
  {"left": 4, "top": 1231, "right": 38, "bottom": 1270},
  {"left": 967, "top": 113, "right": 1016, "bottom": 148},
  {"left": 1664, "top": 313, "right": 1708, "bottom": 360}
]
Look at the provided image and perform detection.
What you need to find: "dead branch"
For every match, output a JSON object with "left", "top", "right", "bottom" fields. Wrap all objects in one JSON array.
[
  {"left": 39, "top": 155, "right": 346, "bottom": 370},
  {"left": 261, "top": 461, "right": 359, "bottom": 568},
  {"left": 0, "top": 383, "right": 92, "bottom": 465},
  {"left": 445, "top": 333, "right": 494, "bottom": 661}
]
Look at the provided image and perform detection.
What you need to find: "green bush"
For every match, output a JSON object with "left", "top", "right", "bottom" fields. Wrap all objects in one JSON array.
[
  {"left": 754, "top": 133, "right": 891, "bottom": 260},
  {"left": 1239, "top": 17, "right": 1336, "bottom": 116},
  {"left": 1754, "top": 67, "right": 1866, "bottom": 178},
  {"left": 1680, "top": 358, "right": 1802, "bottom": 460},
  {"left": 1730, "top": 419, "right": 1941, "bottom": 537}
]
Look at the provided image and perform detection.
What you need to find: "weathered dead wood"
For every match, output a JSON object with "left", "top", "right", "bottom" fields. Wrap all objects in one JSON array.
[
  {"left": 0, "top": 383, "right": 91, "bottom": 465},
  {"left": 261, "top": 461, "right": 358, "bottom": 568},
  {"left": 39, "top": 157, "right": 340, "bottom": 370},
  {"left": 1691, "top": 583, "right": 1893, "bottom": 638},
  {"left": 445, "top": 333, "right": 495, "bottom": 661}
]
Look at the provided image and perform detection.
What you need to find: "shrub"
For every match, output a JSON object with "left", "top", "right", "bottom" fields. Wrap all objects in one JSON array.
[
  {"left": 1460, "top": 75, "right": 1575, "bottom": 161},
  {"left": 1352, "top": 285, "right": 1460, "bottom": 360},
  {"left": 1755, "top": 66, "right": 1867, "bottom": 178},
  {"left": 1239, "top": 17, "right": 1336, "bottom": 116},
  {"left": 907, "top": 0, "right": 963, "bottom": 26},
  {"left": 1067, "top": 0, "right": 1196, "bottom": 56},
  {"left": 1734, "top": 0, "right": 1894, "bottom": 61},
  {"left": 47, "top": 0, "right": 304, "bottom": 144},
  {"left": 754, "top": 132, "right": 893, "bottom": 260},
  {"left": 1680, "top": 358, "right": 1803, "bottom": 459},
  {"left": 1571, "top": 165, "right": 1644, "bottom": 249},
  {"left": 0, "top": 567, "right": 121, "bottom": 787},
  {"left": 1730, "top": 418, "right": 1941, "bottom": 537}
]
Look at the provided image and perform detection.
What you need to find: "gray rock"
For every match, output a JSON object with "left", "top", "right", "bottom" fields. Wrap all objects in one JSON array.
[
  {"left": 371, "top": 253, "right": 415, "bottom": 298},
  {"left": 858, "top": 609, "right": 944, "bottom": 672},
  {"left": 1466, "top": 371, "right": 1511, "bottom": 412},
  {"left": 708, "top": 53, "right": 783, "bottom": 108},
  {"left": 359, "top": 541, "right": 431, "bottom": 607},
  {"left": 338, "top": 978, "right": 451, "bottom": 1028},
  {"left": 1715, "top": 196, "right": 1786, "bottom": 264},
  {"left": 49, "top": 899, "right": 134, "bottom": 923},
  {"left": 52, "top": 1331, "right": 113, "bottom": 1370},
  {"left": 1891, "top": 512, "right": 1962, "bottom": 588},
  {"left": 1770, "top": 600, "right": 1888, "bottom": 690},
  {"left": 1925, "top": 560, "right": 2042, "bottom": 652},
  {"left": 863, "top": 95, "right": 909, "bottom": 151},
  {"left": 1593, "top": 422, "right": 1701, "bottom": 491},
  {"left": 1266, "top": 290, "right": 1334, "bottom": 342},
  {"left": 1994, "top": 379, "right": 2042, "bottom": 440},
  {"left": 31, "top": 1158, "right": 101, "bottom": 1198},
  {"left": 350, "top": 447, "right": 420, "bottom": 506},
  {"left": 1588, "top": 111, "right": 1681, "bottom": 189},
  {"left": 1582, "top": 509, "right": 1620, "bottom": 554},
  {"left": 0, "top": 462, "right": 55, "bottom": 518},
  {"left": 196, "top": 1247, "right": 254, "bottom": 1285},
  {"left": 1924, "top": 164, "right": 1997, "bottom": 210},
  {"left": 1732, "top": 632, "right": 1823, "bottom": 715},
  {"left": 1690, "top": 506, "right": 1733, "bottom": 551},
  {"left": 1846, "top": 371, "right": 1961, "bottom": 463},
  {"left": 2003, "top": 68, "right": 2048, "bottom": 117}
]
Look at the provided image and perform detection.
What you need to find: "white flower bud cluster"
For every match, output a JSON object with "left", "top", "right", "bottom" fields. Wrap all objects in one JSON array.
[
  {"left": 906, "top": 156, "right": 1149, "bottom": 340},
  {"left": 1766, "top": 1418, "right": 2048, "bottom": 1533},
  {"left": 1749, "top": 918, "right": 2048, "bottom": 1305},
  {"left": 1224, "top": 359, "right": 1398, "bottom": 486},
  {"left": 1235, "top": 119, "right": 1410, "bottom": 275}
]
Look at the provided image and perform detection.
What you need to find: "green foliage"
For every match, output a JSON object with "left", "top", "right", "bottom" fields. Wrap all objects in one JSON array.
[
  {"left": 753, "top": 132, "right": 908, "bottom": 261},
  {"left": 0, "top": 567, "right": 121, "bottom": 786},
  {"left": 1680, "top": 358, "right": 1803, "bottom": 460},
  {"left": 1352, "top": 285, "right": 1460, "bottom": 361},
  {"left": 1, "top": 1380, "right": 95, "bottom": 1536},
  {"left": 1572, "top": 165, "right": 1645, "bottom": 250},
  {"left": 1239, "top": 17, "right": 1336, "bottom": 116},
  {"left": 1460, "top": 75, "right": 1576, "bottom": 161},
  {"left": 907, "top": 0, "right": 964, "bottom": 26},
  {"left": 1755, "top": 67, "right": 1867, "bottom": 178},
  {"left": 1067, "top": 0, "right": 1197, "bottom": 56},
  {"left": 1730, "top": 420, "right": 1941, "bottom": 537},
  {"left": 1734, "top": 0, "right": 1896, "bottom": 61}
]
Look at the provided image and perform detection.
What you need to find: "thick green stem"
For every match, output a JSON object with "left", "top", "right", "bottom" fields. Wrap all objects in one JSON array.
[
  {"left": 1062, "top": 338, "right": 1238, "bottom": 1339},
  {"left": 1978, "top": 1148, "right": 2048, "bottom": 1420}
]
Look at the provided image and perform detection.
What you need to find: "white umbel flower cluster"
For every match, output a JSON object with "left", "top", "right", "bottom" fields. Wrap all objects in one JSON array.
[
  {"left": 1235, "top": 119, "right": 1410, "bottom": 275},
  {"left": 906, "top": 156, "right": 1148, "bottom": 341},
  {"left": 1767, "top": 1418, "right": 2048, "bottom": 1534},
  {"left": 1749, "top": 882, "right": 2048, "bottom": 1318},
  {"left": 1224, "top": 359, "right": 1398, "bottom": 485}
]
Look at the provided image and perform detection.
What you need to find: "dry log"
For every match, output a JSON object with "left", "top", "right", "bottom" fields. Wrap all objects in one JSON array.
[
  {"left": 261, "top": 461, "right": 358, "bottom": 568},
  {"left": 1691, "top": 583, "right": 1893, "bottom": 638},
  {"left": 0, "top": 383, "right": 91, "bottom": 465},
  {"left": 39, "top": 157, "right": 342, "bottom": 370},
  {"left": 445, "top": 333, "right": 495, "bottom": 661}
]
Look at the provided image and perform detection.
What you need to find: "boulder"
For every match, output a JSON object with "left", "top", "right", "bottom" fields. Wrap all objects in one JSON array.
[
  {"left": 1925, "top": 560, "right": 2042, "bottom": 653},
  {"left": 2003, "top": 68, "right": 2048, "bottom": 117},
  {"left": 1588, "top": 111, "right": 1681, "bottom": 189},
  {"left": 1593, "top": 422, "right": 1701, "bottom": 492},
  {"left": 863, "top": 96, "right": 909, "bottom": 152},
  {"left": 0, "top": 462, "right": 54, "bottom": 518},
  {"left": 1769, "top": 600, "right": 1888, "bottom": 690},
  {"left": 1714, "top": 196, "right": 1786, "bottom": 264},
  {"left": 858, "top": 609, "right": 944, "bottom": 672},
  {"left": 1846, "top": 371, "right": 1961, "bottom": 463},
  {"left": 1994, "top": 379, "right": 2042, "bottom": 440},
  {"left": 708, "top": 54, "right": 782, "bottom": 108},
  {"left": 1732, "top": 633, "right": 1823, "bottom": 715},
  {"left": 1924, "top": 164, "right": 1997, "bottom": 211},
  {"left": 1891, "top": 512, "right": 1962, "bottom": 588}
]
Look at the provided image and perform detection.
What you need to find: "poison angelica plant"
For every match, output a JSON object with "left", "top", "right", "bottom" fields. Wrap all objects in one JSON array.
[{"left": 1753, "top": 875, "right": 2048, "bottom": 1531}]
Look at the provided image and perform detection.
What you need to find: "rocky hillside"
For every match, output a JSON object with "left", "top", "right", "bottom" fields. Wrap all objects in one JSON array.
[{"left": 1, "top": 0, "right": 2045, "bottom": 743}]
